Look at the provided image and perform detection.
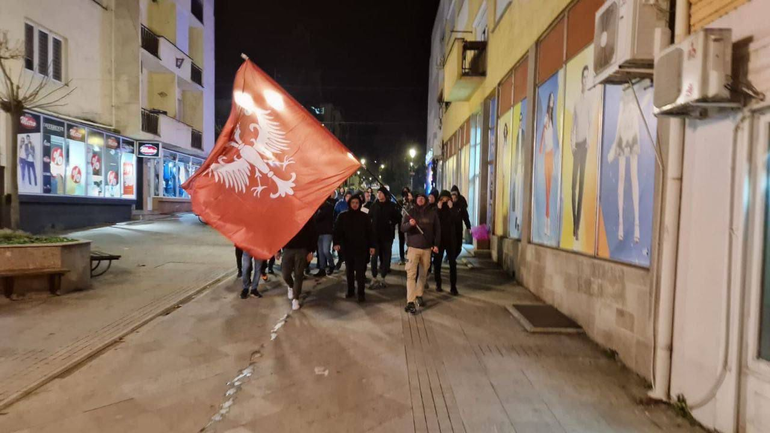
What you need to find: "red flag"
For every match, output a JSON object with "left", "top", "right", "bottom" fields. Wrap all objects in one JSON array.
[{"left": 182, "top": 59, "right": 360, "bottom": 260}]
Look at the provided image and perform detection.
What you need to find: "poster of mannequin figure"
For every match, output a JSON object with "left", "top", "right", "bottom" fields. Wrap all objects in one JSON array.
[
  {"left": 531, "top": 71, "right": 564, "bottom": 246},
  {"left": 508, "top": 99, "right": 527, "bottom": 239},
  {"left": 495, "top": 107, "right": 513, "bottom": 236},
  {"left": 17, "top": 112, "right": 43, "bottom": 194},
  {"left": 559, "top": 46, "right": 602, "bottom": 254},
  {"left": 598, "top": 80, "right": 657, "bottom": 267}
]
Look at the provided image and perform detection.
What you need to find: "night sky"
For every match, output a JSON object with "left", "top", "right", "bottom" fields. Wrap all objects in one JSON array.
[{"left": 215, "top": 0, "right": 440, "bottom": 169}]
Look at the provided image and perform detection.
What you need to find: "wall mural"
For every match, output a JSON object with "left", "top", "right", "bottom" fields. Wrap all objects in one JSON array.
[
  {"left": 560, "top": 46, "right": 603, "bottom": 254},
  {"left": 495, "top": 108, "right": 513, "bottom": 236},
  {"left": 508, "top": 99, "right": 527, "bottom": 239},
  {"left": 531, "top": 70, "right": 564, "bottom": 246},
  {"left": 597, "top": 80, "right": 657, "bottom": 267}
]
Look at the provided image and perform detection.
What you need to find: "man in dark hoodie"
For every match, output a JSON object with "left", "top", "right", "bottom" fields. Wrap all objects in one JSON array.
[
  {"left": 283, "top": 218, "right": 318, "bottom": 311},
  {"left": 435, "top": 190, "right": 461, "bottom": 295},
  {"left": 401, "top": 192, "right": 440, "bottom": 314},
  {"left": 334, "top": 194, "right": 375, "bottom": 302},
  {"left": 369, "top": 186, "right": 401, "bottom": 287},
  {"left": 451, "top": 186, "right": 472, "bottom": 258},
  {"left": 314, "top": 191, "right": 337, "bottom": 277}
]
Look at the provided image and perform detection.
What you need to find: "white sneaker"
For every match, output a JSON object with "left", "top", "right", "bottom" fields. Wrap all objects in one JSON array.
[
  {"left": 292, "top": 299, "right": 301, "bottom": 311},
  {"left": 287, "top": 286, "right": 293, "bottom": 300}
]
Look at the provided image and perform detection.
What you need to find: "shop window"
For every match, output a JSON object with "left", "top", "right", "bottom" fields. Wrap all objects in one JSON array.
[{"left": 163, "top": 152, "right": 179, "bottom": 197}]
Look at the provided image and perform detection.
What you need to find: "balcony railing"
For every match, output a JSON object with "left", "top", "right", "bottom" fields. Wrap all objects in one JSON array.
[
  {"left": 191, "top": 63, "right": 203, "bottom": 87},
  {"left": 142, "top": 109, "right": 160, "bottom": 135},
  {"left": 461, "top": 41, "right": 487, "bottom": 77},
  {"left": 191, "top": 129, "right": 203, "bottom": 150},
  {"left": 141, "top": 25, "right": 159, "bottom": 59},
  {"left": 192, "top": 0, "right": 204, "bottom": 24}
]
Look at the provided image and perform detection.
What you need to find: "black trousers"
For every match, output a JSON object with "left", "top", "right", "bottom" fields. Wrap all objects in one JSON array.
[
  {"left": 572, "top": 141, "right": 588, "bottom": 237},
  {"left": 434, "top": 247, "right": 457, "bottom": 291},
  {"left": 260, "top": 256, "right": 276, "bottom": 274},
  {"left": 345, "top": 251, "right": 368, "bottom": 297},
  {"left": 235, "top": 247, "right": 243, "bottom": 272},
  {"left": 371, "top": 238, "right": 393, "bottom": 278},
  {"left": 398, "top": 231, "right": 406, "bottom": 261}
]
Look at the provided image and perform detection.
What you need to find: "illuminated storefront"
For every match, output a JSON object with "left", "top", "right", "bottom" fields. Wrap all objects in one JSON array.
[{"left": 17, "top": 111, "right": 137, "bottom": 232}]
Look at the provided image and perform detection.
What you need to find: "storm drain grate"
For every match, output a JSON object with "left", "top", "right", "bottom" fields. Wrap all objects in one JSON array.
[{"left": 506, "top": 304, "right": 584, "bottom": 334}]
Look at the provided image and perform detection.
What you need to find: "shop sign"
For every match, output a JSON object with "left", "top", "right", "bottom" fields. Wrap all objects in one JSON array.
[{"left": 137, "top": 142, "right": 161, "bottom": 158}]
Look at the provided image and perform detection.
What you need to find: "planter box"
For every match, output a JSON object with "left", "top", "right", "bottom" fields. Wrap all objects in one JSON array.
[{"left": 1, "top": 241, "right": 92, "bottom": 296}]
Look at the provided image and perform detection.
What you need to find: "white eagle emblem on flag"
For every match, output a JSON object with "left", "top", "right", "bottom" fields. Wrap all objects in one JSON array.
[{"left": 206, "top": 92, "right": 296, "bottom": 198}]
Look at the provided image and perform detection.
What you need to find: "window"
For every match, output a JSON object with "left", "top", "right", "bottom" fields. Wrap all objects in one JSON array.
[
  {"left": 495, "top": 0, "right": 512, "bottom": 23},
  {"left": 24, "top": 24, "right": 34, "bottom": 70},
  {"left": 456, "top": 0, "right": 469, "bottom": 32},
  {"left": 24, "top": 23, "right": 64, "bottom": 82},
  {"left": 761, "top": 126, "right": 770, "bottom": 361},
  {"left": 473, "top": 2, "right": 489, "bottom": 41}
]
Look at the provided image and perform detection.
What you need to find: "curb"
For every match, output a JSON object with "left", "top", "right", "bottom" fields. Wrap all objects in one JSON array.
[{"left": 0, "top": 268, "right": 235, "bottom": 411}]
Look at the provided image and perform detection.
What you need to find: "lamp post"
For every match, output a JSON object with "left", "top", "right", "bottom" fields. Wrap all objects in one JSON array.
[{"left": 408, "top": 148, "right": 417, "bottom": 191}]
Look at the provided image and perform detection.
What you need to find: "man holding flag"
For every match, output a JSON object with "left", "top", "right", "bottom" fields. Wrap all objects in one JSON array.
[{"left": 182, "top": 56, "right": 360, "bottom": 307}]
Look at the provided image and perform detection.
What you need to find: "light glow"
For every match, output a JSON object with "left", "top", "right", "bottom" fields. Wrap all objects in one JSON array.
[
  {"left": 264, "top": 90, "right": 285, "bottom": 111},
  {"left": 409, "top": 148, "right": 417, "bottom": 159}
]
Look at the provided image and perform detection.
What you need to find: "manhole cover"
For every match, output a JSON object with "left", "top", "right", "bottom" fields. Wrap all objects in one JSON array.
[{"left": 507, "top": 304, "right": 584, "bottom": 334}]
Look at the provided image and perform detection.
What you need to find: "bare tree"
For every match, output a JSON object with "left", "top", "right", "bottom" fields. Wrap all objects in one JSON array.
[{"left": 0, "top": 30, "right": 74, "bottom": 229}]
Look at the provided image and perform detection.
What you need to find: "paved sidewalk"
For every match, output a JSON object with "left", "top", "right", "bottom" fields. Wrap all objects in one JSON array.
[
  {"left": 0, "top": 246, "right": 705, "bottom": 432},
  {"left": 0, "top": 214, "right": 234, "bottom": 409}
]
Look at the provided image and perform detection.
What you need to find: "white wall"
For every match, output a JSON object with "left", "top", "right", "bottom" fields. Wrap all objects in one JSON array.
[
  {"left": 669, "top": 1, "right": 770, "bottom": 432},
  {"left": 0, "top": 0, "right": 116, "bottom": 127}
]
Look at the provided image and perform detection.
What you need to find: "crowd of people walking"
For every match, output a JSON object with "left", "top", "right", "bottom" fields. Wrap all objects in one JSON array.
[{"left": 233, "top": 183, "right": 472, "bottom": 315}]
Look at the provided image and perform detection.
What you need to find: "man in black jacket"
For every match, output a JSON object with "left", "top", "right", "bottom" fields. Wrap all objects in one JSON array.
[
  {"left": 283, "top": 218, "right": 318, "bottom": 311},
  {"left": 314, "top": 191, "right": 336, "bottom": 277},
  {"left": 451, "top": 186, "right": 472, "bottom": 258},
  {"left": 435, "top": 190, "right": 461, "bottom": 295},
  {"left": 401, "top": 192, "right": 440, "bottom": 314},
  {"left": 369, "top": 186, "right": 401, "bottom": 288},
  {"left": 334, "top": 194, "right": 375, "bottom": 302}
]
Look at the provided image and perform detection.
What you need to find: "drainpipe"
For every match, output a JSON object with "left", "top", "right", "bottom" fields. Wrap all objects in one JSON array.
[{"left": 649, "top": 0, "right": 689, "bottom": 401}]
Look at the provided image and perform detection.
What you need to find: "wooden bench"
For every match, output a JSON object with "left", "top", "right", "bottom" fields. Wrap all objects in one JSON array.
[
  {"left": 90, "top": 251, "right": 122, "bottom": 277},
  {"left": 1, "top": 268, "right": 69, "bottom": 298}
]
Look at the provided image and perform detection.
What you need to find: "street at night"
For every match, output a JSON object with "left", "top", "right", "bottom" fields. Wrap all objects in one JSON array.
[{"left": 2, "top": 0, "right": 770, "bottom": 432}]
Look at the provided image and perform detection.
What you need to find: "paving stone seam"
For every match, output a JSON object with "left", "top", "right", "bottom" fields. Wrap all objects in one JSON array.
[{"left": 0, "top": 268, "right": 234, "bottom": 411}]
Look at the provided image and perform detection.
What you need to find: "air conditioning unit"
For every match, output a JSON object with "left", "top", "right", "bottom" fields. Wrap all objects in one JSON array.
[
  {"left": 653, "top": 28, "right": 733, "bottom": 116},
  {"left": 593, "top": 0, "right": 670, "bottom": 86}
]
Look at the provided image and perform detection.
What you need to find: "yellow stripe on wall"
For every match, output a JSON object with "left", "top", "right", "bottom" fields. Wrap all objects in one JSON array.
[{"left": 691, "top": 0, "right": 749, "bottom": 31}]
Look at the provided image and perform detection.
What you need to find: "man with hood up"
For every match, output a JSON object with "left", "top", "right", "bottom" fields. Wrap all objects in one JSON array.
[
  {"left": 334, "top": 194, "right": 376, "bottom": 302},
  {"left": 369, "top": 186, "right": 401, "bottom": 287},
  {"left": 451, "top": 185, "right": 472, "bottom": 258},
  {"left": 435, "top": 190, "right": 461, "bottom": 295},
  {"left": 400, "top": 192, "right": 440, "bottom": 314},
  {"left": 314, "top": 190, "right": 337, "bottom": 277}
]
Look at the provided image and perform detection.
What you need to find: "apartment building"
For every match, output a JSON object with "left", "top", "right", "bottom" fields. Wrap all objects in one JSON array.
[
  {"left": 428, "top": 0, "right": 770, "bottom": 431},
  {"left": 0, "top": 0, "right": 215, "bottom": 232}
]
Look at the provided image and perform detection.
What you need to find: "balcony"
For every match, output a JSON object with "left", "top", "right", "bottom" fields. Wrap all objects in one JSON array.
[
  {"left": 191, "top": 0, "right": 204, "bottom": 24},
  {"left": 142, "top": 109, "right": 160, "bottom": 135},
  {"left": 191, "top": 129, "right": 203, "bottom": 150},
  {"left": 140, "top": 25, "right": 202, "bottom": 90},
  {"left": 191, "top": 63, "right": 202, "bottom": 87},
  {"left": 443, "top": 39, "right": 487, "bottom": 102}
]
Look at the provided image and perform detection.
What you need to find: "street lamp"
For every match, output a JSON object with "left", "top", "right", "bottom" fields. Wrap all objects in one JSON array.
[
  {"left": 380, "top": 164, "right": 385, "bottom": 169},
  {"left": 409, "top": 148, "right": 417, "bottom": 159},
  {"left": 408, "top": 148, "right": 417, "bottom": 191},
  {"left": 361, "top": 158, "right": 366, "bottom": 165}
]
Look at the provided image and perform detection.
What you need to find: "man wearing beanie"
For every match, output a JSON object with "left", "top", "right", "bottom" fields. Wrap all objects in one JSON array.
[
  {"left": 435, "top": 190, "right": 461, "bottom": 295},
  {"left": 334, "top": 194, "right": 376, "bottom": 302},
  {"left": 369, "top": 186, "right": 401, "bottom": 287},
  {"left": 400, "top": 191, "right": 440, "bottom": 314}
]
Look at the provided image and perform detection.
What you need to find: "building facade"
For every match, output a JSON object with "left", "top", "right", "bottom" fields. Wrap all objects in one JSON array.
[
  {"left": 428, "top": 0, "right": 770, "bottom": 431},
  {"left": 0, "top": 0, "right": 215, "bottom": 232}
]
